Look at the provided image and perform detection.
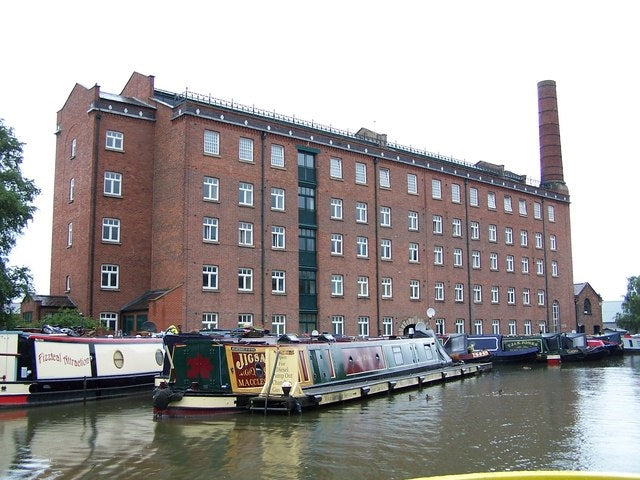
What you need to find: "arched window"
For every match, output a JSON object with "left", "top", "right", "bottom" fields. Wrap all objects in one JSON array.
[{"left": 583, "top": 298, "right": 592, "bottom": 315}]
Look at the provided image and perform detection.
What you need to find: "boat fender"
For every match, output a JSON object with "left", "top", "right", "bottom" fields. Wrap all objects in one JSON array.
[{"left": 153, "top": 386, "right": 182, "bottom": 410}]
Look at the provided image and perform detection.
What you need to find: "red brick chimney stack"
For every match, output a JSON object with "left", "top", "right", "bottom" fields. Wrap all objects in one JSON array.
[{"left": 538, "top": 80, "right": 568, "bottom": 194}]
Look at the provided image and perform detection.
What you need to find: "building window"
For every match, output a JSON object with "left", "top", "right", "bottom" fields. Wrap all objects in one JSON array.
[
  {"left": 410, "top": 280, "right": 420, "bottom": 300},
  {"left": 434, "top": 282, "right": 445, "bottom": 301},
  {"left": 550, "top": 234, "right": 557, "bottom": 251},
  {"left": 487, "top": 192, "right": 496, "bottom": 209},
  {"left": 408, "top": 211, "right": 419, "bottom": 231},
  {"left": 505, "top": 227, "right": 513, "bottom": 245},
  {"left": 330, "top": 157, "right": 343, "bottom": 179},
  {"left": 507, "top": 287, "right": 516, "bottom": 305},
  {"left": 104, "top": 171, "right": 122, "bottom": 196},
  {"left": 524, "top": 320, "right": 532, "bottom": 335},
  {"left": 380, "top": 206, "right": 391, "bottom": 227},
  {"left": 432, "top": 179, "right": 442, "bottom": 199},
  {"left": 356, "top": 202, "right": 368, "bottom": 223},
  {"left": 203, "top": 176, "right": 219, "bottom": 201},
  {"left": 204, "top": 130, "right": 219, "bottom": 155},
  {"left": 451, "top": 183, "right": 461, "bottom": 203},
  {"left": 470, "top": 221, "right": 480, "bottom": 240},
  {"left": 357, "top": 276, "right": 369, "bottom": 298},
  {"left": 473, "top": 285, "right": 482, "bottom": 303},
  {"left": 548, "top": 205, "right": 556, "bottom": 222},
  {"left": 491, "top": 286, "right": 499, "bottom": 304},
  {"left": 331, "top": 274, "right": 344, "bottom": 296},
  {"left": 201, "top": 217, "right": 218, "bottom": 243},
  {"left": 553, "top": 301, "right": 560, "bottom": 330},
  {"left": 100, "top": 312, "right": 118, "bottom": 331},
  {"left": 535, "top": 232, "right": 543, "bottom": 249},
  {"left": 432, "top": 215, "right": 443, "bottom": 234},
  {"left": 474, "top": 320, "right": 483, "bottom": 335},
  {"left": 330, "top": 233, "right": 343, "bottom": 255},
  {"left": 552, "top": 261, "right": 559, "bottom": 277},
  {"left": 381, "top": 277, "right": 393, "bottom": 299},
  {"left": 202, "top": 312, "right": 218, "bottom": 330},
  {"left": 534, "top": 202, "right": 542, "bottom": 219},
  {"left": 332, "top": 315, "right": 344, "bottom": 335},
  {"left": 299, "top": 228, "right": 316, "bottom": 254},
  {"left": 271, "top": 187, "right": 285, "bottom": 211},
  {"left": 106, "top": 130, "right": 123, "bottom": 151},
  {"left": 238, "top": 222, "right": 254, "bottom": 246},
  {"left": 536, "top": 259, "right": 544, "bottom": 275},
  {"left": 508, "top": 320, "right": 517, "bottom": 335},
  {"left": 70, "top": 138, "right": 77, "bottom": 158},
  {"left": 506, "top": 255, "right": 515, "bottom": 272},
  {"left": 409, "top": 242, "right": 419, "bottom": 263},
  {"left": 203, "top": 265, "right": 218, "bottom": 290},
  {"left": 272, "top": 271, "right": 286, "bottom": 294},
  {"left": 453, "top": 248, "right": 463, "bottom": 267},
  {"left": 379, "top": 168, "right": 390, "bottom": 188},
  {"left": 239, "top": 137, "right": 254, "bottom": 162},
  {"left": 504, "top": 196, "right": 513, "bottom": 213},
  {"left": 102, "top": 218, "right": 121, "bottom": 243},
  {"left": 436, "top": 318, "right": 445, "bottom": 335},
  {"left": 330, "top": 198, "right": 343, "bottom": 219},
  {"left": 523, "top": 288, "right": 531, "bottom": 305},
  {"left": 383, "top": 317, "right": 393, "bottom": 336},
  {"left": 520, "top": 230, "right": 528, "bottom": 247},
  {"left": 380, "top": 239, "right": 392, "bottom": 260},
  {"left": 356, "top": 236, "right": 369, "bottom": 258},
  {"left": 488, "top": 224, "right": 497, "bottom": 243},
  {"left": 452, "top": 218, "right": 462, "bottom": 237},
  {"left": 454, "top": 283, "right": 464, "bottom": 302},
  {"left": 238, "top": 182, "right": 254, "bottom": 206},
  {"left": 272, "top": 226, "right": 285, "bottom": 250},
  {"left": 471, "top": 250, "right": 481, "bottom": 269},
  {"left": 519, "top": 199, "right": 527, "bottom": 216},
  {"left": 358, "top": 317, "right": 370, "bottom": 337},
  {"left": 407, "top": 174, "right": 418, "bottom": 194},
  {"left": 238, "top": 314, "right": 254, "bottom": 327},
  {"left": 65, "top": 275, "right": 71, "bottom": 292},
  {"left": 101, "top": 264, "right": 119, "bottom": 289},
  {"left": 538, "top": 289, "right": 545, "bottom": 306},
  {"left": 469, "top": 187, "right": 479, "bottom": 206},
  {"left": 238, "top": 268, "right": 253, "bottom": 292},
  {"left": 355, "top": 162, "right": 367, "bottom": 184},
  {"left": 272, "top": 315, "right": 286, "bottom": 335},
  {"left": 69, "top": 178, "right": 75, "bottom": 202},
  {"left": 271, "top": 144, "right": 285, "bottom": 167},
  {"left": 539, "top": 322, "right": 548, "bottom": 334},
  {"left": 492, "top": 320, "right": 500, "bottom": 335},
  {"left": 433, "top": 246, "right": 443, "bottom": 265},
  {"left": 489, "top": 252, "right": 498, "bottom": 270},
  {"left": 67, "top": 222, "right": 73, "bottom": 247},
  {"left": 455, "top": 319, "right": 465, "bottom": 334},
  {"left": 521, "top": 257, "right": 529, "bottom": 274}
]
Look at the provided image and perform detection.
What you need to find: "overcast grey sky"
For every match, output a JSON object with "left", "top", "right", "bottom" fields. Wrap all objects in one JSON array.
[{"left": 3, "top": 0, "right": 639, "bottom": 301}]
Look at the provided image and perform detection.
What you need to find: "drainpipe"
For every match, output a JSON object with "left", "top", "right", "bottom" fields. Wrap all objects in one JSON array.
[
  {"left": 372, "top": 157, "right": 381, "bottom": 336},
  {"left": 463, "top": 179, "right": 473, "bottom": 333},
  {"left": 260, "top": 131, "right": 266, "bottom": 328},
  {"left": 89, "top": 107, "right": 101, "bottom": 318},
  {"left": 541, "top": 198, "right": 551, "bottom": 331}
]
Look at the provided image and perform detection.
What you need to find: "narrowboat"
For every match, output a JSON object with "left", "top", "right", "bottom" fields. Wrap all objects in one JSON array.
[
  {"left": 0, "top": 330, "right": 165, "bottom": 408},
  {"left": 621, "top": 333, "right": 640, "bottom": 353},
  {"left": 466, "top": 334, "right": 539, "bottom": 363},
  {"left": 438, "top": 333, "right": 493, "bottom": 363},
  {"left": 152, "top": 329, "right": 491, "bottom": 417},
  {"left": 501, "top": 333, "right": 608, "bottom": 362}
]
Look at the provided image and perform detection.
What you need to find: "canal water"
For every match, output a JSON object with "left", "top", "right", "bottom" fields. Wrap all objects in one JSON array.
[{"left": 2, "top": 355, "right": 640, "bottom": 480}]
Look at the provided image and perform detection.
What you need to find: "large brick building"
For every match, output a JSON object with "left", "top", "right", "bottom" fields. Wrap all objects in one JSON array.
[{"left": 47, "top": 72, "right": 575, "bottom": 336}]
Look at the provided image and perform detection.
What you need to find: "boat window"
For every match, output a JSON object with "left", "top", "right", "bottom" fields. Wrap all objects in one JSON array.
[
  {"left": 423, "top": 344, "right": 434, "bottom": 360},
  {"left": 392, "top": 346, "right": 404, "bottom": 365}
]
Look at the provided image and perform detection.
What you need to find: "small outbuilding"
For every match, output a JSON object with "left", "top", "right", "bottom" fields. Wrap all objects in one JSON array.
[{"left": 573, "top": 283, "right": 603, "bottom": 334}]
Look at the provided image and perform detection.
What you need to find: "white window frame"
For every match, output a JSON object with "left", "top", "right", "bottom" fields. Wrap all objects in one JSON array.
[
  {"left": 271, "top": 144, "right": 285, "bottom": 167},
  {"left": 330, "top": 157, "right": 343, "bottom": 179},
  {"left": 552, "top": 261, "right": 559, "bottom": 277},
  {"left": 454, "top": 283, "right": 464, "bottom": 302},
  {"left": 238, "top": 222, "right": 254, "bottom": 246},
  {"left": 70, "top": 138, "right": 77, "bottom": 158},
  {"left": 379, "top": 168, "right": 390, "bottom": 188},
  {"left": 504, "top": 196, "right": 513, "bottom": 213},
  {"left": 409, "top": 242, "right": 419, "bottom": 263},
  {"left": 434, "top": 282, "right": 445, "bottom": 301},
  {"left": 239, "top": 137, "right": 254, "bottom": 162},
  {"left": 204, "top": 130, "right": 220, "bottom": 155},
  {"left": 67, "top": 222, "right": 73, "bottom": 247},
  {"left": 525, "top": 320, "right": 532, "bottom": 335},
  {"left": 470, "top": 221, "right": 480, "bottom": 240},
  {"left": 490, "top": 252, "right": 498, "bottom": 270},
  {"left": 453, "top": 248, "right": 463, "bottom": 267},
  {"left": 473, "top": 285, "right": 482, "bottom": 303},
  {"left": 433, "top": 215, "right": 443, "bottom": 234},
  {"left": 102, "top": 218, "right": 121, "bottom": 243},
  {"left": 238, "top": 268, "right": 253, "bottom": 292},
  {"left": 507, "top": 287, "right": 516, "bottom": 305},
  {"left": 451, "top": 183, "right": 461, "bottom": 203},
  {"left": 381, "top": 277, "right": 393, "bottom": 299},
  {"left": 330, "top": 198, "right": 343, "bottom": 220},
  {"left": 332, "top": 315, "right": 344, "bottom": 335},
  {"left": 202, "top": 312, "right": 219, "bottom": 330},
  {"left": 104, "top": 171, "right": 122, "bottom": 196},
  {"left": 433, "top": 246, "right": 443, "bottom": 265},
  {"left": 355, "top": 162, "right": 367, "bottom": 184},
  {"left": 356, "top": 236, "right": 369, "bottom": 258},
  {"left": 356, "top": 202, "right": 368, "bottom": 223},
  {"left": 272, "top": 314, "right": 286, "bottom": 335},
  {"left": 69, "top": 178, "right": 75, "bottom": 202},
  {"left": 509, "top": 320, "right": 517, "bottom": 335},
  {"left": 474, "top": 320, "right": 483, "bottom": 335},
  {"left": 469, "top": 187, "right": 479, "bottom": 206},
  {"left": 106, "top": 130, "right": 123, "bottom": 151},
  {"left": 203, "top": 265, "right": 218, "bottom": 290},
  {"left": 492, "top": 320, "right": 500, "bottom": 335},
  {"left": 455, "top": 319, "right": 465, "bottom": 334},
  {"left": 203, "top": 176, "right": 219, "bottom": 201},
  {"left": 331, "top": 274, "right": 344, "bottom": 296},
  {"left": 535, "top": 232, "right": 543, "bottom": 249},
  {"left": 238, "top": 182, "right": 254, "bottom": 206},
  {"left": 536, "top": 259, "right": 544, "bottom": 275},
  {"left": 472, "top": 250, "right": 481, "bottom": 269},
  {"left": 383, "top": 317, "right": 393, "bottom": 336},
  {"left": 331, "top": 233, "right": 343, "bottom": 255},
  {"left": 505, "top": 227, "right": 514, "bottom": 245},
  {"left": 358, "top": 316, "right": 370, "bottom": 338},
  {"left": 357, "top": 276, "right": 369, "bottom": 298},
  {"left": 238, "top": 314, "right": 254, "bottom": 327},
  {"left": 488, "top": 224, "right": 497, "bottom": 242},
  {"left": 491, "top": 286, "right": 499, "bottom": 304},
  {"left": 408, "top": 211, "right": 419, "bottom": 231},
  {"left": 100, "top": 312, "right": 118, "bottom": 331},
  {"left": 431, "top": 179, "right": 442, "bottom": 199},
  {"left": 380, "top": 206, "right": 391, "bottom": 227},
  {"left": 487, "top": 192, "right": 496, "bottom": 209},
  {"left": 272, "top": 226, "right": 285, "bottom": 250},
  {"left": 520, "top": 230, "right": 528, "bottom": 247},
  {"left": 271, "top": 187, "right": 285, "bottom": 211},
  {"left": 534, "top": 202, "right": 542, "bottom": 220},
  {"left": 550, "top": 235, "right": 557, "bottom": 251},
  {"left": 101, "top": 264, "right": 119, "bottom": 290},
  {"left": 407, "top": 174, "right": 418, "bottom": 194},
  {"left": 523, "top": 288, "right": 531, "bottom": 305},
  {"left": 410, "top": 280, "right": 420, "bottom": 300},
  {"left": 519, "top": 199, "right": 527, "bottom": 216},
  {"left": 548, "top": 205, "right": 556, "bottom": 222},
  {"left": 538, "top": 290, "right": 545, "bottom": 306},
  {"left": 521, "top": 257, "right": 529, "bottom": 274},
  {"left": 506, "top": 255, "right": 515, "bottom": 272},
  {"left": 380, "top": 239, "right": 392, "bottom": 260},
  {"left": 452, "top": 218, "right": 462, "bottom": 237},
  {"left": 272, "top": 270, "right": 286, "bottom": 294}
]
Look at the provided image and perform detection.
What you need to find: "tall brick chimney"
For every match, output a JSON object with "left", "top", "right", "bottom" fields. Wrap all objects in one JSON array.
[{"left": 538, "top": 80, "right": 568, "bottom": 194}]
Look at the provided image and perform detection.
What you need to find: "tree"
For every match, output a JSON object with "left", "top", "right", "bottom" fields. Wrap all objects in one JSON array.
[
  {"left": 40, "top": 308, "right": 98, "bottom": 331},
  {"left": 0, "top": 119, "right": 40, "bottom": 327},
  {"left": 616, "top": 276, "right": 640, "bottom": 333}
]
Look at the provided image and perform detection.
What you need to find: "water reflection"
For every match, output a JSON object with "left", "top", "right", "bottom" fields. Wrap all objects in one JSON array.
[{"left": 1, "top": 357, "right": 639, "bottom": 479}]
